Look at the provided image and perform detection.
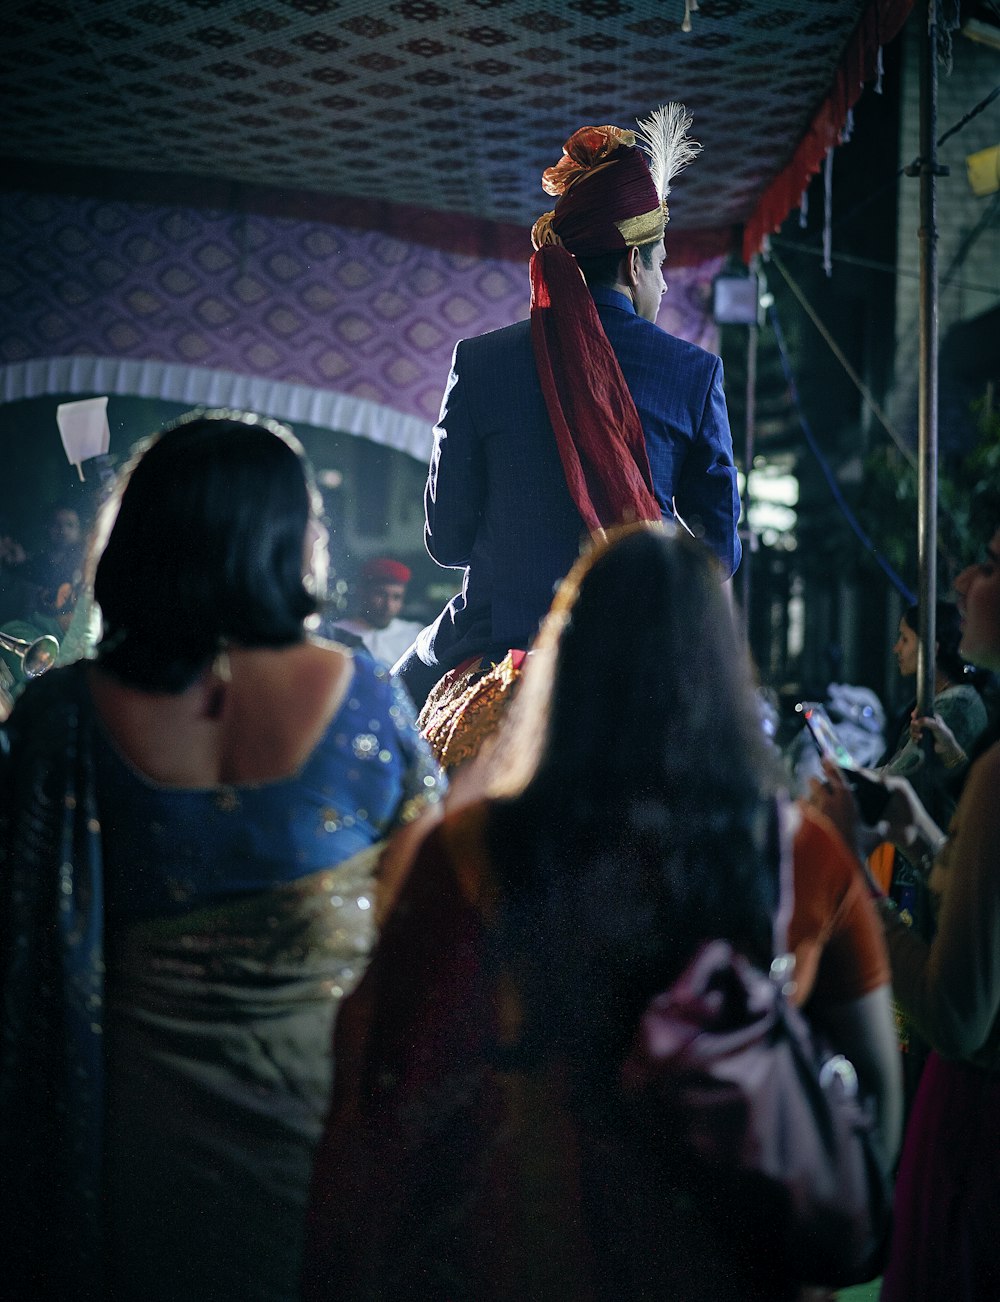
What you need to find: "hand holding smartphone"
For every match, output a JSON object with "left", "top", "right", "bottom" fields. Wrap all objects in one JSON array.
[{"left": 796, "top": 702, "right": 891, "bottom": 825}]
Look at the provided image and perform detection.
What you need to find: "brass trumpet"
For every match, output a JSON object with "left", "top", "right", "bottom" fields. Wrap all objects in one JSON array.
[{"left": 0, "top": 630, "right": 60, "bottom": 678}]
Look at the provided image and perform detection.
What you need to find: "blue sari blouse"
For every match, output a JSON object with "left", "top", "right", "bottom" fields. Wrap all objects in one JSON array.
[{"left": 94, "top": 654, "right": 441, "bottom": 923}]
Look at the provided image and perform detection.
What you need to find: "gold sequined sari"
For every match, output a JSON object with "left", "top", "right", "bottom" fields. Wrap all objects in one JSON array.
[
  {"left": 1, "top": 659, "right": 444, "bottom": 1301},
  {"left": 104, "top": 845, "right": 379, "bottom": 1302}
]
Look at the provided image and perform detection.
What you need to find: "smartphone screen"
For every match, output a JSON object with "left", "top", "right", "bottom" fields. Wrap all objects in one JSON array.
[
  {"left": 797, "top": 702, "right": 890, "bottom": 823},
  {"left": 797, "top": 702, "right": 858, "bottom": 769}
]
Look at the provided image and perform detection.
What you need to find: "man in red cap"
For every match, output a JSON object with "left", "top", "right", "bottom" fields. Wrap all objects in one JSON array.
[
  {"left": 331, "top": 557, "right": 424, "bottom": 668},
  {"left": 396, "top": 106, "right": 741, "bottom": 708}
]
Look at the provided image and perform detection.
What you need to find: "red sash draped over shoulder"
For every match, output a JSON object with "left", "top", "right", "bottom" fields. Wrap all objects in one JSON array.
[{"left": 529, "top": 245, "right": 661, "bottom": 532}]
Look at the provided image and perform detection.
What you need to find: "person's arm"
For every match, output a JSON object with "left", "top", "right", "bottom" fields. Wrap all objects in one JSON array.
[
  {"left": 814, "top": 988, "right": 902, "bottom": 1165},
  {"left": 671, "top": 356, "right": 741, "bottom": 580},
  {"left": 386, "top": 673, "right": 446, "bottom": 813},
  {"left": 909, "top": 711, "right": 967, "bottom": 769},
  {"left": 303, "top": 807, "right": 491, "bottom": 1299},
  {"left": 880, "top": 731, "right": 921, "bottom": 778},
  {"left": 809, "top": 758, "right": 945, "bottom": 873},
  {"left": 881, "top": 744, "right": 1000, "bottom": 1060},
  {"left": 790, "top": 805, "right": 902, "bottom": 1162},
  {"left": 909, "top": 688, "right": 987, "bottom": 773},
  {"left": 930, "top": 685, "right": 987, "bottom": 755},
  {"left": 424, "top": 340, "right": 487, "bottom": 569}
]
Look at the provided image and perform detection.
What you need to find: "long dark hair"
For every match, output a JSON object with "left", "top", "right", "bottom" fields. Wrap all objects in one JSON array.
[
  {"left": 94, "top": 409, "right": 321, "bottom": 692},
  {"left": 485, "top": 526, "right": 782, "bottom": 1066},
  {"left": 903, "top": 602, "right": 965, "bottom": 684},
  {"left": 903, "top": 601, "right": 991, "bottom": 692}
]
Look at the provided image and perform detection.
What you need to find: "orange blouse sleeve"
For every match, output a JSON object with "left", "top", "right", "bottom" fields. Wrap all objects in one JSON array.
[{"left": 787, "top": 803, "right": 891, "bottom": 1009}]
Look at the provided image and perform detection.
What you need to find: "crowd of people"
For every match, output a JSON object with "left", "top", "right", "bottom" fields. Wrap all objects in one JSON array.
[
  {"left": 814, "top": 537, "right": 1000, "bottom": 1300},
  {"left": 1, "top": 104, "right": 998, "bottom": 1302},
  {"left": 0, "top": 504, "right": 90, "bottom": 718}
]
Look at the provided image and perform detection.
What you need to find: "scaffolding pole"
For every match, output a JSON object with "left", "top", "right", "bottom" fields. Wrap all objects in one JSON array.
[
  {"left": 740, "top": 317, "right": 758, "bottom": 632},
  {"left": 913, "top": 0, "right": 943, "bottom": 727}
]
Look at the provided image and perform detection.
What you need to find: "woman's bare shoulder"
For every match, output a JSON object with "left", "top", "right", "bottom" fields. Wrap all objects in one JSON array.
[
  {"left": 221, "top": 641, "right": 355, "bottom": 784},
  {"left": 88, "top": 643, "right": 358, "bottom": 788}
]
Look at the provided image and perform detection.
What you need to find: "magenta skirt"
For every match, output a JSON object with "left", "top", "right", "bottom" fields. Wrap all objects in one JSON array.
[{"left": 881, "top": 1051, "right": 1000, "bottom": 1301}]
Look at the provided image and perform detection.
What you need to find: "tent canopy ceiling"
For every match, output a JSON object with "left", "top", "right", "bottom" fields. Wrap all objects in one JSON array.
[{"left": 1, "top": 0, "right": 910, "bottom": 257}]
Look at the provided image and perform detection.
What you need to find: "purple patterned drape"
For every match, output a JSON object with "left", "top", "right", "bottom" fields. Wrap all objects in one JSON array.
[{"left": 1, "top": 189, "right": 724, "bottom": 460}]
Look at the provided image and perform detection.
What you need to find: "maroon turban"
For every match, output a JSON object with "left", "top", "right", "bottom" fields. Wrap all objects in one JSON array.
[
  {"left": 528, "top": 122, "right": 669, "bottom": 532},
  {"left": 543, "top": 130, "right": 664, "bottom": 256}
]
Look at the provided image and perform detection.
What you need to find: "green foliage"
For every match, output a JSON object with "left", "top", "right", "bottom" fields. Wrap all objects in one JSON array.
[
  {"left": 966, "top": 398, "right": 1000, "bottom": 539},
  {"left": 857, "top": 447, "right": 916, "bottom": 570},
  {"left": 859, "top": 399, "right": 1000, "bottom": 585}
]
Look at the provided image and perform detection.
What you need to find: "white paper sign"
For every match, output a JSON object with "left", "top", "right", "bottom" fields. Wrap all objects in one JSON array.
[{"left": 57, "top": 396, "right": 111, "bottom": 481}]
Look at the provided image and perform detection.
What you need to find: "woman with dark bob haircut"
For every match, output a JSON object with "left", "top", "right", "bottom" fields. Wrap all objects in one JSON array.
[
  {"left": 0, "top": 410, "right": 443, "bottom": 1302},
  {"left": 94, "top": 408, "right": 325, "bottom": 690},
  {"left": 304, "top": 524, "right": 898, "bottom": 1302}
]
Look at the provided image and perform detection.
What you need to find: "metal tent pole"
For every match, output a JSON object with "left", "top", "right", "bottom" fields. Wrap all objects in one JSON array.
[
  {"left": 740, "top": 315, "right": 758, "bottom": 632},
  {"left": 912, "top": 0, "right": 943, "bottom": 727}
]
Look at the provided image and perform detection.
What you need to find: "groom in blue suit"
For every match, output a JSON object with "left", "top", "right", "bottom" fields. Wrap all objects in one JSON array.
[{"left": 396, "top": 109, "right": 741, "bottom": 708}]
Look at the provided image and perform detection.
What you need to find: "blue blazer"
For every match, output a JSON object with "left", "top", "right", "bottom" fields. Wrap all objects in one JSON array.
[{"left": 403, "top": 287, "right": 741, "bottom": 697}]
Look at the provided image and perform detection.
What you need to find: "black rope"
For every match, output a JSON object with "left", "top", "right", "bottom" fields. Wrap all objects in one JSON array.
[
  {"left": 766, "top": 302, "right": 917, "bottom": 604},
  {"left": 806, "top": 83, "right": 1000, "bottom": 236}
]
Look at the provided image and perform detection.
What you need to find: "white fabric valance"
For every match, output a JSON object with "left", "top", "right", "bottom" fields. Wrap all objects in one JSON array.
[{"left": 0, "top": 356, "right": 434, "bottom": 463}]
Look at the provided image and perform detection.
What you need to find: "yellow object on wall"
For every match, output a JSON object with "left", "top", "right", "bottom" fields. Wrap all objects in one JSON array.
[{"left": 966, "top": 143, "right": 1000, "bottom": 197}]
